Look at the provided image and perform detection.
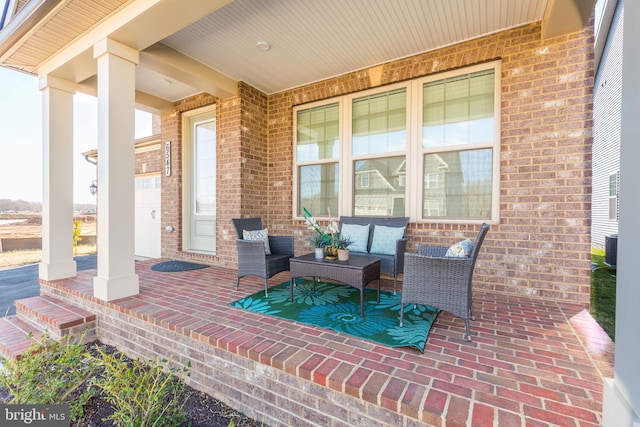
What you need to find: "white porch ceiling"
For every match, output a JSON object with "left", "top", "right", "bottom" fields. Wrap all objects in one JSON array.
[
  {"left": 0, "top": 0, "right": 595, "bottom": 112},
  {"left": 162, "top": 0, "right": 547, "bottom": 95}
]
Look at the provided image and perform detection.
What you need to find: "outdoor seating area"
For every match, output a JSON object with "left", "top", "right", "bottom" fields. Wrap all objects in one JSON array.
[
  {"left": 401, "top": 223, "right": 490, "bottom": 341},
  {"left": 339, "top": 216, "right": 409, "bottom": 294},
  {"left": 289, "top": 252, "right": 381, "bottom": 317},
  {"left": 232, "top": 217, "right": 294, "bottom": 296},
  {"left": 38, "top": 259, "right": 614, "bottom": 427}
]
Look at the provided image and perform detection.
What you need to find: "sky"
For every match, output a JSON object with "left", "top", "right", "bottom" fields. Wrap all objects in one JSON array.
[{"left": 0, "top": 67, "right": 152, "bottom": 205}]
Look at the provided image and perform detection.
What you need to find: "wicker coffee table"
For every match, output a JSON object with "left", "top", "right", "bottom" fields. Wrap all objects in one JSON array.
[{"left": 289, "top": 253, "right": 380, "bottom": 316}]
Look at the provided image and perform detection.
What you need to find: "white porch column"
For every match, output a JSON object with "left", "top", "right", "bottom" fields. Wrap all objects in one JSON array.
[
  {"left": 38, "top": 76, "right": 77, "bottom": 281},
  {"left": 92, "top": 38, "right": 139, "bottom": 301},
  {"left": 603, "top": 1, "right": 640, "bottom": 426}
]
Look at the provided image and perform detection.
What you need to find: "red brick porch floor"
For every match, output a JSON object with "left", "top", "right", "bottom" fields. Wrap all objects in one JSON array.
[{"left": 41, "top": 259, "right": 614, "bottom": 427}]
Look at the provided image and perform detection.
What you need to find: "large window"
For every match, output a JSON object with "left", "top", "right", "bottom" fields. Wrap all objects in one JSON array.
[
  {"left": 421, "top": 69, "right": 496, "bottom": 220},
  {"left": 295, "top": 103, "right": 340, "bottom": 217},
  {"left": 352, "top": 88, "right": 407, "bottom": 216},
  {"left": 293, "top": 62, "right": 500, "bottom": 223}
]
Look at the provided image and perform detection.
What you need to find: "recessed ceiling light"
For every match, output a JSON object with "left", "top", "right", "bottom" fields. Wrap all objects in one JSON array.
[
  {"left": 256, "top": 41, "right": 270, "bottom": 51},
  {"left": 158, "top": 78, "right": 172, "bottom": 86}
]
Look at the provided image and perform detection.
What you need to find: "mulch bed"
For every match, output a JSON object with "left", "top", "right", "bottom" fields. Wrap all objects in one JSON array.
[{"left": 1, "top": 341, "right": 266, "bottom": 427}]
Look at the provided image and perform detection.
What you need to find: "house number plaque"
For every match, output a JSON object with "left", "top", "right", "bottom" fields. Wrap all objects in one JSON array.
[{"left": 165, "top": 141, "right": 171, "bottom": 176}]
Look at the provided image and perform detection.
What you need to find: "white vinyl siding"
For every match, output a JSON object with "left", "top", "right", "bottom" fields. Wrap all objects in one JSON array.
[{"left": 592, "top": 0, "right": 623, "bottom": 249}]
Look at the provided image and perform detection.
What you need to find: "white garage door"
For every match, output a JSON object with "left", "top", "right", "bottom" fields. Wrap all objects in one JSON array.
[{"left": 135, "top": 175, "right": 161, "bottom": 258}]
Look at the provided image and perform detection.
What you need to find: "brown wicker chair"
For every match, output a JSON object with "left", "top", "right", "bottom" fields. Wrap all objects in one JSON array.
[
  {"left": 400, "top": 223, "right": 489, "bottom": 341},
  {"left": 232, "top": 218, "right": 294, "bottom": 296}
]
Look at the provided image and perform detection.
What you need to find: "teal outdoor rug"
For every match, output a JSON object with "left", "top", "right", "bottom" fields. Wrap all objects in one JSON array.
[{"left": 229, "top": 280, "right": 440, "bottom": 353}]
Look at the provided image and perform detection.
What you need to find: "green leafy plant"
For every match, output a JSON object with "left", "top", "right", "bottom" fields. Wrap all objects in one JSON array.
[
  {"left": 335, "top": 234, "right": 354, "bottom": 250},
  {"left": 309, "top": 233, "right": 325, "bottom": 248},
  {"left": 90, "top": 346, "right": 189, "bottom": 427},
  {"left": 73, "top": 219, "right": 83, "bottom": 255},
  {"left": 303, "top": 207, "right": 341, "bottom": 248},
  {"left": 0, "top": 333, "right": 98, "bottom": 422}
]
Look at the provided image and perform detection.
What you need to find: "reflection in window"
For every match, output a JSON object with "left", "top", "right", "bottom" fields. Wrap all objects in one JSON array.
[
  {"left": 423, "top": 70, "right": 494, "bottom": 148},
  {"left": 423, "top": 149, "right": 492, "bottom": 219},
  {"left": 195, "top": 121, "right": 216, "bottom": 214},
  {"left": 361, "top": 173, "right": 370, "bottom": 188},
  {"left": 298, "top": 163, "right": 339, "bottom": 217},
  {"left": 422, "top": 67, "right": 496, "bottom": 220},
  {"left": 354, "top": 156, "right": 405, "bottom": 216},
  {"left": 352, "top": 89, "right": 406, "bottom": 156},
  {"left": 296, "top": 103, "right": 339, "bottom": 162},
  {"left": 425, "top": 200, "right": 440, "bottom": 216},
  {"left": 425, "top": 173, "right": 438, "bottom": 189},
  {"left": 293, "top": 62, "right": 498, "bottom": 222}
]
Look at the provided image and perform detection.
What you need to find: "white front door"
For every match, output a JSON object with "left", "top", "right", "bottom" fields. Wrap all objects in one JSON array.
[
  {"left": 183, "top": 107, "right": 216, "bottom": 253},
  {"left": 135, "top": 175, "right": 161, "bottom": 258}
]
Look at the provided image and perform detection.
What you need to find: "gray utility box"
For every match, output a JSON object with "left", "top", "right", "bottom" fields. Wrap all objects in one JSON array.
[{"left": 605, "top": 234, "right": 618, "bottom": 268}]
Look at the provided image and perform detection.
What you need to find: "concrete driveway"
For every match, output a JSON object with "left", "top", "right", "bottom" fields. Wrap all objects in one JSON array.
[{"left": 0, "top": 254, "right": 96, "bottom": 316}]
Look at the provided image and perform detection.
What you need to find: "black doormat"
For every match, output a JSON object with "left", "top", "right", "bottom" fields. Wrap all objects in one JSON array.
[{"left": 150, "top": 260, "right": 209, "bottom": 272}]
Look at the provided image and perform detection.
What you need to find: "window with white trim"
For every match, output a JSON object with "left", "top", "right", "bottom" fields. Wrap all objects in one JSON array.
[
  {"left": 295, "top": 103, "right": 340, "bottom": 217},
  {"left": 421, "top": 69, "right": 496, "bottom": 220},
  {"left": 293, "top": 61, "right": 500, "bottom": 222},
  {"left": 360, "top": 173, "right": 370, "bottom": 188},
  {"left": 609, "top": 172, "right": 618, "bottom": 221},
  {"left": 352, "top": 88, "right": 407, "bottom": 216}
]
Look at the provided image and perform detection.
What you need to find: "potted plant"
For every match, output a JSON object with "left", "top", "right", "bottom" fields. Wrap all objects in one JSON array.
[
  {"left": 335, "top": 234, "right": 354, "bottom": 261},
  {"left": 303, "top": 207, "right": 341, "bottom": 260},
  {"left": 310, "top": 233, "right": 325, "bottom": 259}
]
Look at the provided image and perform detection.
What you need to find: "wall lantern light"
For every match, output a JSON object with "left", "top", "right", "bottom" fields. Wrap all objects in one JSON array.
[{"left": 89, "top": 180, "right": 97, "bottom": 196}]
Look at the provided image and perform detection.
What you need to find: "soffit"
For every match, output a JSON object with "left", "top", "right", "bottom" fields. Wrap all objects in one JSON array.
[
  {"left": 162, "top": 0, "right": 548, "bottom": 94},
  {"left": 0, "top": 0, "right": 595, "bottom": 110},
  {"left": 2, "top": 0, "right": 128, "bottom": 72}
]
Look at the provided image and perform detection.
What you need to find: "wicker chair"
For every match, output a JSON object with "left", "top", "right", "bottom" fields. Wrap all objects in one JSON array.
[
  {"left": 232, "top": 218, "right": 294, "bottom": 296},
  {"left": 400, "top": 223, "right": 489, "bottom": 341}
]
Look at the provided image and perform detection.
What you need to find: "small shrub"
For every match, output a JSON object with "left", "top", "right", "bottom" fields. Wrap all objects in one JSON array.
[
  {"left": 90, "top": 346, "right": 189, "bottom": 427},
  {"left": 73, "top": 219, "right": 83, "bottom": 255},
  {"left": 0, "top": 334, "right": 98, "bottom": 422}
]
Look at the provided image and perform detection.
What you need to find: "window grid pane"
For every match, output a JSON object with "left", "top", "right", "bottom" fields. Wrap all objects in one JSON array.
[
  {"left": 195, "top": 121, "right": 216, "bottom": 214},
  {"left": 298, "top": 164, "right": 339, "bottom": 217},
  {"left": 423, "top": 149, "right": 492, "bottom": 219},
  {"left": 296, "top": 103, "right": 339, "bottom": 161},
  {"left": 352, "top": 88, "right": 406, "bottom": 156},
  {"left": 609, "top": 173, "right": 617, "bottom": 197},
  {"left": 354, "top": 156, "right": 405, "bottom": 217},
  {"left": 293, "top": 64, "right": 497, "bottom": 222},
  {"left": 423, "top": 69, "right": 495, "bottom": 148}
]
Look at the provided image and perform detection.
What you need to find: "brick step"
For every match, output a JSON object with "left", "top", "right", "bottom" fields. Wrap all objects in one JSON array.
[
  {"left": 0, "top": 316, "right": 46, "bottom": 360},
  {"left": 14, "top": 295, "right": 97, "bottom": 345}
]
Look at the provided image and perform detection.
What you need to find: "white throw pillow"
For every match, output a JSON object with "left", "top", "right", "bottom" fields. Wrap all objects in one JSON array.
[{"left": 243, "top": 228, "right": 272, "bottom": 255}]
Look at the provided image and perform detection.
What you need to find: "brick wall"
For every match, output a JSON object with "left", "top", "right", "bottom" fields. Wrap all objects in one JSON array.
[
  {"left": 267, "top": 22, "right": 594, "bottom": 303},
  {"left": 41, "top": 283, "right": 418, "bottom": 427},
  {"left": 217, "top": 82, "right": 269, "bottom": 266},
  {"left": 160, "top": 93, "right": 218, "bottom": 261},
  {"left": 160, "top": 83, "right": 269, "bottom": 268},
  {"left": 134, "top": 148, "right": 162, "bottom": 175},
  {"left": 166, "top": 21, "right": 593, "bottom": 304}
]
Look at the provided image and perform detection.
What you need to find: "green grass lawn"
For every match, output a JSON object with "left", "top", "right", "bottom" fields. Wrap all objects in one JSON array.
[{"left": 591, "top": 248, "right": 616, "bottom": 341}]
